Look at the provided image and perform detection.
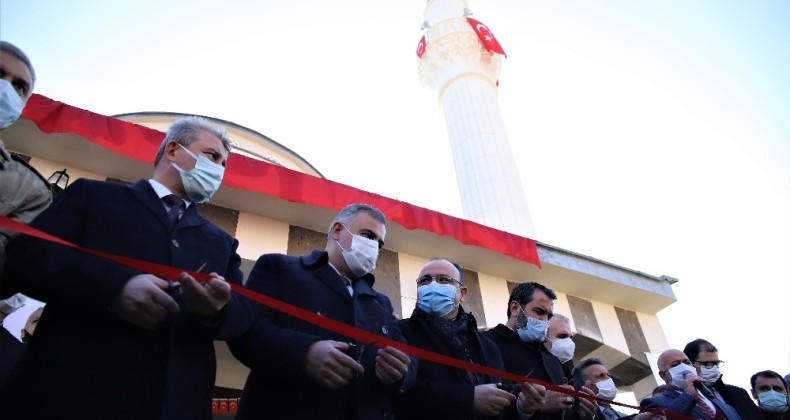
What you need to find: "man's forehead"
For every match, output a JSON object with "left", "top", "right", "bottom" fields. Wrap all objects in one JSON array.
[
  {"left": 419, "top": 260, "right": 458, "bottom": 277},
  {"left": 586, "top": 364, "right": 609, "bottom": 376},
  {"left": 756, "top": 377, "right": 785, "bottom": 388},
  {"left": 351, "top": 212, "right": 384, "bottom": 232},
  {"left": 660, "top": 350, "right": 687, "bottom": 365},
  {"left": 0, "top": 51, "right": 33, "bottom": 92},
  {"left": 696, "top": 350, "right": 719, "bottom": 361}
]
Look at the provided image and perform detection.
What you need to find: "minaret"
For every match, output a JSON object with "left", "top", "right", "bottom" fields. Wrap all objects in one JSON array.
[{"left": 417, "top": 0, "right": 535, "bottom": 238}]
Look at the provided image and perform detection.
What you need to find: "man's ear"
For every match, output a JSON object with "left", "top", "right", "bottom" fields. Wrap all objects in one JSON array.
[
  {"left": 508, "top": 300, "right": 521, "bottom": 318},
  {"left": 330, "top": 222, "right": 344, "bottom": 241},
  {"left": 658, "top": 371, "right": 669, "bottom": 385},
  {"left": 164, "top": 141, "right": 180, "bottom": 162}
]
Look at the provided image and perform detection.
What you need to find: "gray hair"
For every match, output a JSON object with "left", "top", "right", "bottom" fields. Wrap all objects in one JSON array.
[
  {"left": 0, "top": 41, "right": 36, "bottom": 89},
  {"left": 572, "top": 357, "right": 605, "bottom": 384},
  {"left": 327, "top": 203, "right": 387, "bottom": 238},
  {"left": 154, "top": 116, "right": 232, "bottom": 166}
]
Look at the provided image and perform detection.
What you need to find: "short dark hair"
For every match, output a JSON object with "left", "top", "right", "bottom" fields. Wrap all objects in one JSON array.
[
  {"left": 683, "top": 338, "right": 718, "bottom": 363},
  {"left": 572, "top": 358, "right": 604, "bottom": 384},
  {"left": 428, "top": 257, "right": 465, "bottom": 284},
  {"left": 750, "top": 370, "right": 786, "bottom": 391},
  {"left": 507, "top": 282, "right": 556, "bottom": 318},
  {"left": 0, "top": 41, "right": 36, "bottom": 87}
]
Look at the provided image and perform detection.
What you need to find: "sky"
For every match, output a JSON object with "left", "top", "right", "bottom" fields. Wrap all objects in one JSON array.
[{"left": 2, "top": 0, "right": 788, "bottom": 399}]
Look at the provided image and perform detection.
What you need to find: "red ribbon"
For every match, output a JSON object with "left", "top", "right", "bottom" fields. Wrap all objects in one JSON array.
[{"left": 0, "top": 215, "right": 686, "bottom": 419}]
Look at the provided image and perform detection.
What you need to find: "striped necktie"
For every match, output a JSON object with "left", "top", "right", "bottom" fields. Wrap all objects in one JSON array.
[{"left": 162, "top": 194, "right": 185, "bottom": 226}]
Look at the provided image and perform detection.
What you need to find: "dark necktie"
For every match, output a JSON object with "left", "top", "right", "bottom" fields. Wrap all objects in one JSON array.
[{"left": 162, "top": 194, "right": 185, "bottom": 226}]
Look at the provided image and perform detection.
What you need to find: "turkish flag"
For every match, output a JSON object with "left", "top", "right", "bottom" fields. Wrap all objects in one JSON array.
[
  {"left": 466, "top": 17, "right": 506, "bottom": 57},
  {"left": 416, "top": 35, "right": 427, "bottom": 58}
]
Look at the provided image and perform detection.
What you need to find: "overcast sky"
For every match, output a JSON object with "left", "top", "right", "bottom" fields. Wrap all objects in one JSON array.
[{"left": 2, "top": 0, "right": 788, "bottom": 396}]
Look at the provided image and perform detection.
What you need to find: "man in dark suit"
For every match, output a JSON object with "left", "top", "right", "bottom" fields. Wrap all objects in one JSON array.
[
  {"left": 572, "top": 357, "right": 661, "bottom": 420},
  {"left": 228, "top": 203, "right": 415, "bottom": 420},
  {"left": 394, "top": 258, "right": 545, "bottom": 420},
  {"left": 483, "top": 282, "right": 597, "bottom": 419},
  {"left": 684, "top": 338, "right": 760, "bottom": 419},
  {"left": 1, "top": 116, "right": 250, "bottom": 419},
  {"left": 641, "top": 349, "right": 742, "bottom": 419}
]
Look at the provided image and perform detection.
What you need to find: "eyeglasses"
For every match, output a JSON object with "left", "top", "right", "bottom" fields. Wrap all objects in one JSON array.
[
  {"left": 695, "top": 360, "right": 724, "bottom": 369},
  {"left": 416, "top": 274, "right": 460, "bottom": 287},
  {"left": 669, "top": 360, "right": 693, "bottom": 368}
]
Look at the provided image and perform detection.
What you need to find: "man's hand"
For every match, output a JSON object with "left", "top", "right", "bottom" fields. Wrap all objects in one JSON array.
[
  {"left": 682, "top": 371, "right": 705, "bottom": 397},
  {"left": 303, "top": 340, "right": 364, "bottom": 389},
  {"left": 473, "top": 383, "right": 516, "bottom": 417},
  {"left": 109, "top": 274, "right": 179, "bottom": 330},
  {"left": 575, "top": 385, "right": 599, "bottom": 418},
  {"left": 374, "top": 346, "right": 410, "bottom": 385},
  {"left": 542, "top": 386, "right": 576, "bottom": 412},
  {"left": 179, "top": 272, "right": 231, "bottom": 317},
  {"left": 517, "top": 382, "right": 547, "bottom": 414}
]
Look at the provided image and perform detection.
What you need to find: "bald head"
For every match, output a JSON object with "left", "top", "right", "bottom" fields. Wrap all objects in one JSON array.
[{"left": 657, "top": 349, "right": 690, "bottom": 372}]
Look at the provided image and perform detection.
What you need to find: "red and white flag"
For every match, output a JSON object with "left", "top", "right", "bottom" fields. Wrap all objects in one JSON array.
[
  {"left": 416, "top": 35, "right": 427, "bottom": 58},
  {"left": 466, "top": 17, "right": 506, "bottom": 57}
]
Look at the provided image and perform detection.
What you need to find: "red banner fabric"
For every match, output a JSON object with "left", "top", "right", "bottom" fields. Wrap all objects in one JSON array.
[
  {"left": 19, "top": 94, "right": 540, "bottom": 267},
  {"left": 466, "top": 17, "right": 507, "bottom": 57}
]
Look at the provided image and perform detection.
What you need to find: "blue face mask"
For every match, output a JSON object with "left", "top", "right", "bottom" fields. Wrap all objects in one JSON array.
[
  {"left": 0, "top": 79, "right": 26, "bottom": 129},
  {"left": 757, "top": 390, "right": 789, "bottom": 413},
  {"left": 171, "top": 144, "right": 225, "bottom": 203},
  {"left": 417, "top": 281, "right": 458, "bottom": 317},
  {"left": 516, "top": 311, "right": 549, "bottom": 343}
]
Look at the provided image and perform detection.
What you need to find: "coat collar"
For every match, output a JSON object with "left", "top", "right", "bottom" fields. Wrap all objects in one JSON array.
[
  {"left": 129, "top": 180, "right": 207, "bottom": 230},
  {"left": 300, "top": 249, "right": 378, "bottom": 299},
  {"left": 302, "top": 250, "right": 377, "bottom": 286}
]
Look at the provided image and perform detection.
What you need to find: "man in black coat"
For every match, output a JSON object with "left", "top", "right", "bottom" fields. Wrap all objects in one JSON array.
[
  {"left": 1, "top": 116, "right": 251, "bottom": 419},
  {"left": 684, "top": 338, "right": 760, "bottom": 419},
  {"left": 0, "top": 294, "right": 26, "bottom": 389},
  {"left": 483, "top": 282, "right": 597, "bottom": 419},
  {"left": 394, "top": 258, "right": 545, "bottom": 420},
  {"left": 229, "top": 203, "right": 415, "bottom": 420},
  {"left": 751, "top": 370, "right": 790, "bottom": 419}
]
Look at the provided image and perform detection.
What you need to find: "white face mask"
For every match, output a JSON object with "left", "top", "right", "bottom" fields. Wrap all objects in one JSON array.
[
  {"left": 337, "top": 225, "right": 379, "bottom": 278},
  {"left": 699, "top": 365, "right": 721, "bottom": 384},
  {"left": 0, "top": 79, "right": 26, "bottom": 129},
  {"left": 667, "top": 363, "right": 697, "bottom": 388},
  {"left": 171, "top": 144, "right": 225, "bottom": 203},
  {"left": 595, "top": 378, "right": 618, "bottom": 401},
  {"left": 548, "top": 337, "right": 575, "bottom": 363}
]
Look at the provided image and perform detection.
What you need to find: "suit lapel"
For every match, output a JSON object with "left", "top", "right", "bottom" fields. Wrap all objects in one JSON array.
[
  {"left": 314, "top": 262, "right": 352, "bottom": 300},
  {"left": 129, "top": 180, "right": 172, "bottom": 229},
  {"left": 129, "top": 180, "right": 207, "bottom": 231},
  {"left": 176, "top": 204, "right": 207, "bottom": 230}
]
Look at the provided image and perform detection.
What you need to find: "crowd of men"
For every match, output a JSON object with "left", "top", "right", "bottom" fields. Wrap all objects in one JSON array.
[{"left": 1, "top": 40, "right": 789, "bottom": 419}]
